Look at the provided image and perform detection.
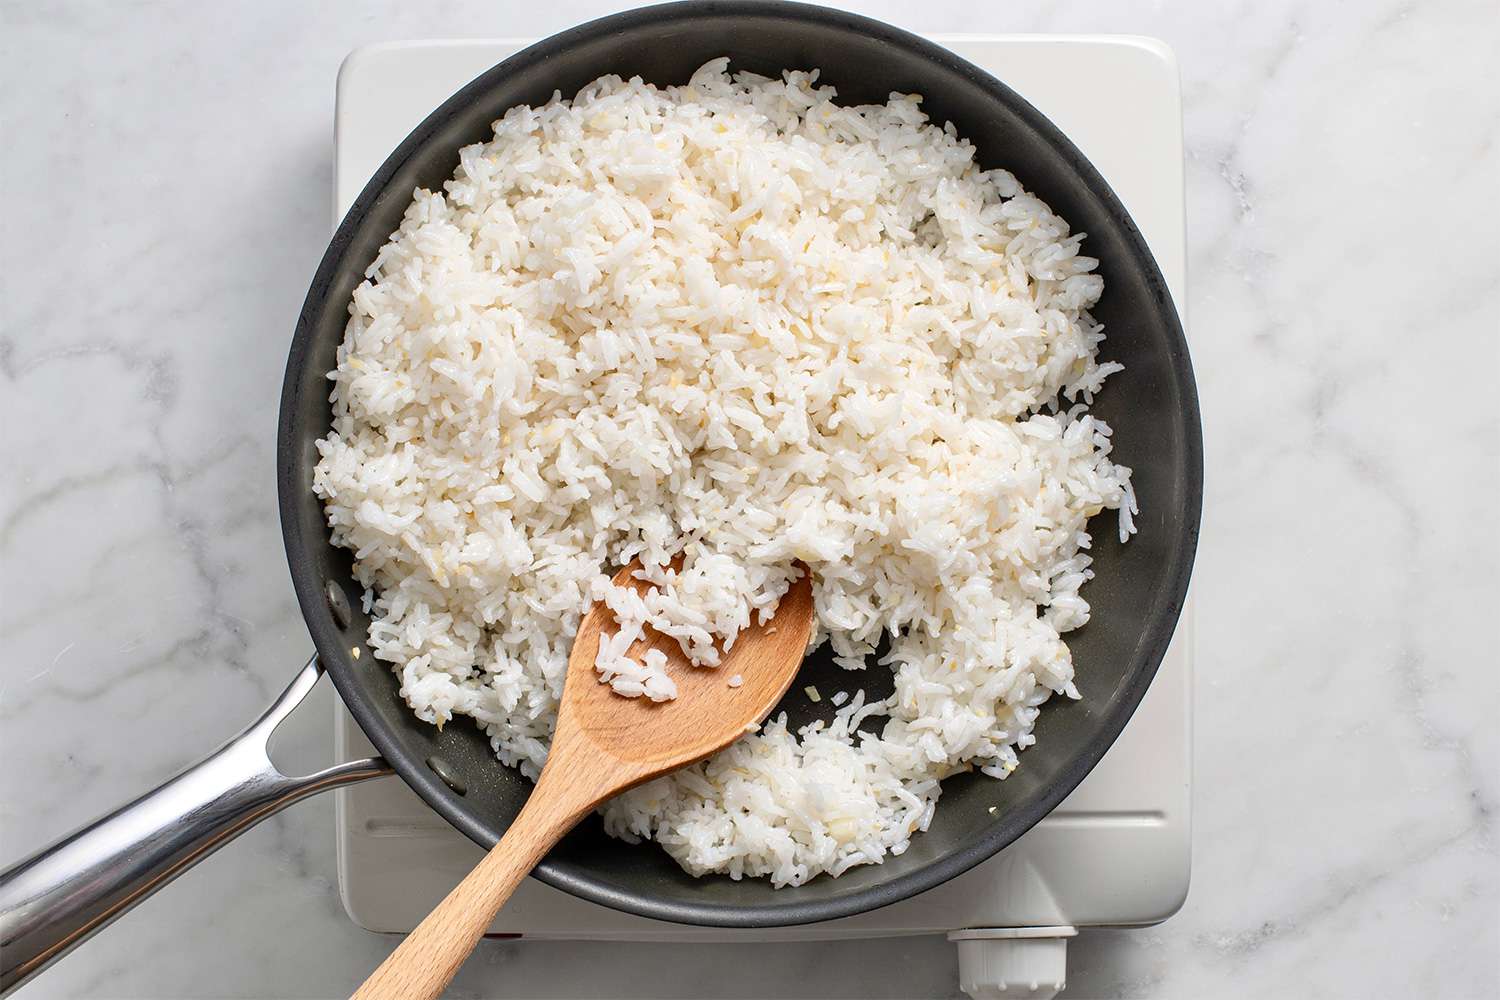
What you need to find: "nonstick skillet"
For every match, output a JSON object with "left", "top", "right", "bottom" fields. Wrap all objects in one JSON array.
[{"left": 0, "top": 3, "right": 1202, "bottom": 992}]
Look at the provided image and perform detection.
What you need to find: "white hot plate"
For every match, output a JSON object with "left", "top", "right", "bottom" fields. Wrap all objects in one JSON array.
[{"left": 331, "top": 35, "right": 1191, "bottom": 999}]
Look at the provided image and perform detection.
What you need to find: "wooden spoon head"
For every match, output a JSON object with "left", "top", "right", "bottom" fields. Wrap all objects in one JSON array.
[{"left": 555, "top": 562, "right": 814, "bottom": 792}]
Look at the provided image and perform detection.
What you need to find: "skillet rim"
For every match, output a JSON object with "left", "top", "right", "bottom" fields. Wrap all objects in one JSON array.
[{"left": 277, "top": 0, "right": 1203, "bottom": 927}]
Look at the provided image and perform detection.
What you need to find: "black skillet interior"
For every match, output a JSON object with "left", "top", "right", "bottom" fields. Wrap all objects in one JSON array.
[{"left": 278, "top": 1, "right": 1201, "bottom": 927}]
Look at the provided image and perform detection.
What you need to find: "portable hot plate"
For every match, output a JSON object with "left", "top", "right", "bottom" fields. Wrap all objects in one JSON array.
[{"left": 332, "top": 35, "right": 1190, "bottom": 1000}]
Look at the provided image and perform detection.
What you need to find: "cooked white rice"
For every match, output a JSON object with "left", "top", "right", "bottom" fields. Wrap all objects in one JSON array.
[{"left": 313, "top": 59, "right": 1135, "bottom": 887}]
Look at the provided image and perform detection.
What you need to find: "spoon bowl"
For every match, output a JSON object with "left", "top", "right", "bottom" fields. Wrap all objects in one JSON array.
[{"left": 563, "top": 563, "right": 816, "bottom": 775}]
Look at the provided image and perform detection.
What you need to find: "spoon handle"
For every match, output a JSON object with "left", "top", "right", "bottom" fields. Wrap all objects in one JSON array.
[{"left": 350, "top": 778, "right": 591, "bottom": 1000}]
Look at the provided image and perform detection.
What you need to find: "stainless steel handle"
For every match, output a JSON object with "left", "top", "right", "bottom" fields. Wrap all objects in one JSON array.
[{"left": 0, "top": 655, "right": 392, "bottom": 995}]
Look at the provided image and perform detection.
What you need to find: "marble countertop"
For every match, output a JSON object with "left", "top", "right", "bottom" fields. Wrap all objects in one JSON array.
[{"left": 2, "top": 1, "right": 1495, "bottom": 997}]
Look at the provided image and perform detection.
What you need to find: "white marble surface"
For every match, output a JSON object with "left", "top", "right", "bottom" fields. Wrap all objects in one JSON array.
[{"left": 1, "top": 1, "right": 1496, "bottom": 997}]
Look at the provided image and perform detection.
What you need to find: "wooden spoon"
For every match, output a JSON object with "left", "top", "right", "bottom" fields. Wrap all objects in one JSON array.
[{"left": 351, "top": 562, "right": 814, "bottom": 1000}]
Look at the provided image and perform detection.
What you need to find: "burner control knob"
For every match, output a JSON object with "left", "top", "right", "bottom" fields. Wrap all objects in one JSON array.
[{"left": 949, "top": 927, "right": 1076, "bottom": 1000}]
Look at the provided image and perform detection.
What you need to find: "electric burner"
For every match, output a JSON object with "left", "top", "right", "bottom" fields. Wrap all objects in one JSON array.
[{"left": 332, "top": 36, "right": 1190, "bottom": 999}]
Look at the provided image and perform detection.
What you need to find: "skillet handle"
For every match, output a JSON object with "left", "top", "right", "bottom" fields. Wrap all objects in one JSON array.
[{"left": 0, "top": 655, "right": 391, "bottom": 995}]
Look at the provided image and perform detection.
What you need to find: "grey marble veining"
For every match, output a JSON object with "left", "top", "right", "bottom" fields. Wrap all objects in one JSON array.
[{"left": 2, "top": 1, "right": 1496, "bottom": 998}]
